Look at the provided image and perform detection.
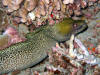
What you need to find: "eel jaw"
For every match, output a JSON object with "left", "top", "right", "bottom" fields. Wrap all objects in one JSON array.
[{"left": 73, "top": 23, "right": 88, "bottom": 35}]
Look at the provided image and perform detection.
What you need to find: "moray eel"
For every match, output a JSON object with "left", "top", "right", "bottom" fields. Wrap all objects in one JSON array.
[{"left": 0, "top": 18, "right": 88, "bottom": 74}]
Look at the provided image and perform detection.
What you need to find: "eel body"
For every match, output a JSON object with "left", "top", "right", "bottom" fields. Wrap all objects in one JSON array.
[{"left": 0, "top": 18, "right": 87, "bottom": 74}]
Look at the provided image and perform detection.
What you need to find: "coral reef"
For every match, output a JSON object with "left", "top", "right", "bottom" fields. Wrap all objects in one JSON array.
[
  {"left": 1, "top": 0, "right": 99, "bottom": 27},
  {"left": 0, "top": 27, "right": 26, "bottom": 50},
  {"left": 0, "top": 0, "right": 100, "bottom": 75}
]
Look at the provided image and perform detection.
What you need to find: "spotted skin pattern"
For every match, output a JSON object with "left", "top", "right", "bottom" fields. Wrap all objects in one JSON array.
[{"left": 0, "top": 18, "right": 87, "bottom": 74}]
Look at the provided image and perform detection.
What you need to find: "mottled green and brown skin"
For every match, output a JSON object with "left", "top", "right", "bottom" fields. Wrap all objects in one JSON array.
[{"left": 0, "top": 18, "right": 88, "bottom": 74}]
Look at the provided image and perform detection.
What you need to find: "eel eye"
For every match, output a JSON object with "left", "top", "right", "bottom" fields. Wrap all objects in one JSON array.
[{"left": 73, "top": 23, "right": 82, "bottom": 30}]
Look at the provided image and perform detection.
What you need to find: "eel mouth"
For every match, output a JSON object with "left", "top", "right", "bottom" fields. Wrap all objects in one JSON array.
[{"left": 72, "top": 23, "right": 88, "bottom": 35}]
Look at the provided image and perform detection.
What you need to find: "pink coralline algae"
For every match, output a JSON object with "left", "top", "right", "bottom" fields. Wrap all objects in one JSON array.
[
  {"left": 0, "top": 27, "right": 26, "bottom": 50},
  {"left": 3, "top": 27, "right": 26, "bottom": 44}
]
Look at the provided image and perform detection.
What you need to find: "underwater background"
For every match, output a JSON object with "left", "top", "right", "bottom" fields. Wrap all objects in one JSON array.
[{"left": 0, "top": 0, "right": 100, "bottom": 75}]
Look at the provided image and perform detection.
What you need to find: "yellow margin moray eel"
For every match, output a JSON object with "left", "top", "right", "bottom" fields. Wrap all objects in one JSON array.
[{"left": 0, "top": 18, "right": 88, "bottom": 74}]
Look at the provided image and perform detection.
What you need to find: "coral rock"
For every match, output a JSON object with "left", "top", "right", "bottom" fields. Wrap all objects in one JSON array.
[{"left": 24, "top": 0, "right": 38, "bottom": 11}]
